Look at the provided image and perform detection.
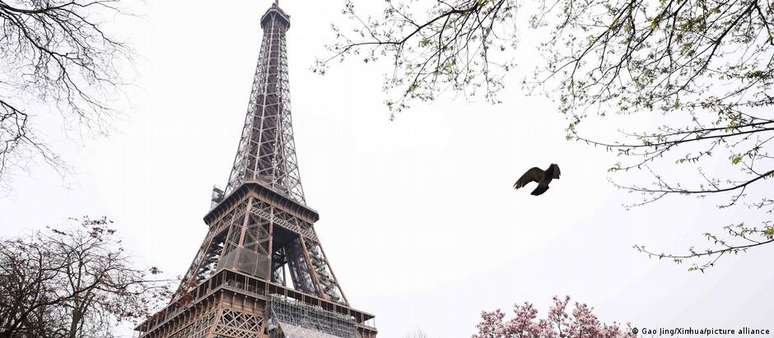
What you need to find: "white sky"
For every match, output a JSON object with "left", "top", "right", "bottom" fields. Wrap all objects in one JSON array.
[{"left": 1, "top": 1, "right": 773, "bottom": 337}]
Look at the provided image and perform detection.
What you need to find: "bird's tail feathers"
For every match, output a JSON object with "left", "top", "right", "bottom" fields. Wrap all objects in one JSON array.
[{"left": 531, "top": 184, "right": 549, "bottom": 196}]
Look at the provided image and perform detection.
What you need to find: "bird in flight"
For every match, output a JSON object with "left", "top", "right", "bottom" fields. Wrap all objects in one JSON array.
[{"left": 513, "top": 164, "right": 561, "bottom": 196}]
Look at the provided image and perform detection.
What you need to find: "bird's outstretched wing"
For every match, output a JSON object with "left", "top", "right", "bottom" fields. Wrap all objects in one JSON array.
[{"left": 513, "top": 167, "right": 544, "bottom": 189}]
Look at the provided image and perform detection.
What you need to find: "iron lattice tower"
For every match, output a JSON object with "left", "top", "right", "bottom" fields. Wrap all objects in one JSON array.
[{"left": 135, "top": 4, "right": 377, "bottom": 338}]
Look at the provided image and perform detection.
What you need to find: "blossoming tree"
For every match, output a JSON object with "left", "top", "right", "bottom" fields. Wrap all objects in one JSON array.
[{"left": 473, "top": 296, "right": 635, "bottom": 338}]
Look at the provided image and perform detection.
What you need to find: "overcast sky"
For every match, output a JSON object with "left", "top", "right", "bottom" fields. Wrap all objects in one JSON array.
[{"left": 1, "top": 1, "right": 773, "bottom": 337}]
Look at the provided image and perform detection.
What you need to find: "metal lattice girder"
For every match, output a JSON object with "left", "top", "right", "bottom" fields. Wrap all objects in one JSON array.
[
  {"left": 175, "top": 185, "right": 349, "bottom": 305},
  {"left": 225, "top": 3, "right": 305, "bottom": 204},
  {"left": 168, "top": 309, "right": 215, "bottom": 338},
  {"left": 171, "top": 200, "right": 249, "bottom": 300},
  {"left": 213, "top": 309, "right": 265, "bottom": 338}
]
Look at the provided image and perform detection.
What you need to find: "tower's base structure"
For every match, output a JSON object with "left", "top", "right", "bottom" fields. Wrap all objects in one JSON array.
[
  {"left": 135, "top": 3, "right": 376, "bottom": 337},
  {"left": 135, "top": 183, "right": 377, "bottom": 338}
]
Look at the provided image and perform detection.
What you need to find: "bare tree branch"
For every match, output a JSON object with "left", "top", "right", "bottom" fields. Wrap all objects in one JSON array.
[
  {"left": 0, "top": 0, "right": 129, "bottom": 184},
  {"left": 315, "top": 0, "right": 518, "bottom": 117}
]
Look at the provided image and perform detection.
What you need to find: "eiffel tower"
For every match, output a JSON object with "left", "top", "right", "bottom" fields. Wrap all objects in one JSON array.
[{"left": 135, "top": 3, "right": 377, "bottom": 337}]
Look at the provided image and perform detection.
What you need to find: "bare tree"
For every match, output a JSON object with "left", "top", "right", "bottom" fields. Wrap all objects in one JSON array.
[
  {"left": 318, "top": 0, "right": 774, "bottom": 271},
  {"left": 0, "top": 0, "right": 129, "bottom": 185},
  {"left": 0, "top": 216, "right": 171, "bottom": 338}
]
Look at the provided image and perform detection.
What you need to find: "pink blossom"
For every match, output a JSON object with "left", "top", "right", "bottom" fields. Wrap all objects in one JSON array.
[{"left": 473, "top": 296, "right": 635, "bottom": 338}]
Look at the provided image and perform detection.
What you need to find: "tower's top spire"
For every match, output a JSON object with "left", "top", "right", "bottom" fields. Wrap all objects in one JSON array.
[
  {"left": 261, "top": 1, "right": 290, "bottom": 29},
  {"left": 224, "top": 1, "right": 304, "bottom": 203}
]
